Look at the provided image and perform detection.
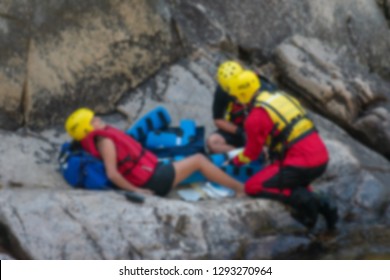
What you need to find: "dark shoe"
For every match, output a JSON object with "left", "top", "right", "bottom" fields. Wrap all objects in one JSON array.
[
  {"left": 315, "top": 193, "right": 338, "bottom": 230},
  {"left": 287, "top": 188, "right": 319, "bottom": 229}
]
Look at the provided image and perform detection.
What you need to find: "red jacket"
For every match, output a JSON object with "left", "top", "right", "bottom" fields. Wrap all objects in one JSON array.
[
  {"left": 226, "top": 101, "right": 248, "bottom": 126},
  {"left": 81, "top": 126, "right": 158, "bottom": 187},
  {"left": 239, "top": 107, "right": 328, "bottom": 167}
]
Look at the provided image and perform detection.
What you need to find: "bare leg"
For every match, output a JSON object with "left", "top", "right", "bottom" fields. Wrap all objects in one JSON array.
[
  {"left": 207, "top": 133, "right": 236, "bottom": 154},
  {"left": 172, "top": 154, "right": 244, "bottom": 194}
]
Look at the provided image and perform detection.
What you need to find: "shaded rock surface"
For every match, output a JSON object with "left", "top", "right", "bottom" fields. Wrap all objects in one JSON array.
[
  {"left": 311, "top": 112, "right": 390, "bottom": 226},
  {"left": 0, "top": 0, "right": 181, "bottom": 129},
  {"left": 275, "top": 35, "right": 390, "bottom": 159},
  {"left": 171, "top": 0, "right": 390, "bottom": 78},
  {"left": 0, "top": 189, "right": 295, "bottom": 259},
  {"left": 377, "top": 0, "right": 390, "bottom": 22},
  {"left": 117, "top": 49, "right": 222, "bottom": 137},
  {"left": 0, "top": 129, "right": 65, "bottom": 189},
  {"left": 1, "top": 0, "right": 390, "bottom": 130},
  {"left": 0, "top": 253, "right": 14, "bottom": 260}
]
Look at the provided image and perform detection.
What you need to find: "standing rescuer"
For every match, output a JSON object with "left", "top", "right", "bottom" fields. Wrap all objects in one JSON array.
[{"left": 227, "top": 70, "right": 338, "bottom": 230}]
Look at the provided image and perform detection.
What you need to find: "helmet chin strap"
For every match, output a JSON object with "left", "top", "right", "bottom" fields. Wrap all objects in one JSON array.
[
  {"left": 246, "top": 90, "right": 261, "bottom": 107},
  {"left": 91, "top": 117, "right": 106, "bottom": 130}
]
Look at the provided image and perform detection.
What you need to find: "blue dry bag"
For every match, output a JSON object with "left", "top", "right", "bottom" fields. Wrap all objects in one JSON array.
[{"left": 58, "top": 142, "right": 115, "bottom": 190}]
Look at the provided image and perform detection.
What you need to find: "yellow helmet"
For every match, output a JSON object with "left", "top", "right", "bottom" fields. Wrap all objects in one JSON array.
[
  {"left": 217, "top": 61, "right": 244, "bottom": 92},
  {"left": 65, "top": 108, "right": 95, "bottom": 141},
  {"left": 227, "top": 70, "right": 261, "bottom": 104}
]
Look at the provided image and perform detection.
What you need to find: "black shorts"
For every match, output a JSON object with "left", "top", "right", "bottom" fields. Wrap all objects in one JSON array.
[
  {"left": 142, "top": 162, "right": 176, "bottom": 196},
  {"left": 214, "top": 129, "right": 245, "bottom": 147}
]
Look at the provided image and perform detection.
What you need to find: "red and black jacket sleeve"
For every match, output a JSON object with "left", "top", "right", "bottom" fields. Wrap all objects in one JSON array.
[{"left": 233, "top": 107, "right": 273, "bottom": 165}]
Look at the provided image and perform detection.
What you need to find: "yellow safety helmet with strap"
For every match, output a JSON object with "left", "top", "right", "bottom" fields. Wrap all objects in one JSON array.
[
  {"left": 254, "top": 91, "right": 316, "bottom": 153},
  {"left": 65, "top": 108, "right": 95, "bottom": 141},
  {"left": 217, "top": 61, "right": 244, "bottom": 92},
  {"left": 227, "top": 70, "right": 261, "bottom": 104}
]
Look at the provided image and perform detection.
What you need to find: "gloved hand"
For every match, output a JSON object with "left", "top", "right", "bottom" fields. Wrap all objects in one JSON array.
[
  {"left": 232, "top": 155, "right": 244, "bottom": 167},
  {"left": 231, "top": 149, "right": 251, "bottom": 167}
]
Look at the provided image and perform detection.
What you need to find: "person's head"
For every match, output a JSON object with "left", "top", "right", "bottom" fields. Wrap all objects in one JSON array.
[
  {"left": 227, "top": 70, "right": 261, "bottom": 104},
  {"left": 216, "top": 61, "right": 244, "bottom": 92},
  {"left": 65, "top": 108, "right": 105, "bottom": 141}
]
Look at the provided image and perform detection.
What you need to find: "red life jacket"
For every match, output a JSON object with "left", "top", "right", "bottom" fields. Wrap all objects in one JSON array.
[
  {"left": 225, "top": 101, "right": 248, "bottom": 126},
  {"left": 81, "top": 126, "right": 158, "bottom": 187}
]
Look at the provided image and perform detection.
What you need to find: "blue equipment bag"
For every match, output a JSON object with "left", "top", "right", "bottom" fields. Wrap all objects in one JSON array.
[
  {"left": 127, "top": 107, "right": 204, "bottom": 158},
  {"left": 58, "top": 142, "right": 115, "bottom": 190},
  {"left": 145, "top": 119, "right": 197, "bottom": 149},
  {"left": 126, "top": 106, "right": 171, "bottom": 142},
  {"left": 147, "top": 126, "right": 206, "bottom": 158},
  {"left": 145, "top": 130, "right": 178, "bottom": 149},
  {"left": 58, "top": 143, "right": 146, "bottom": 203}
]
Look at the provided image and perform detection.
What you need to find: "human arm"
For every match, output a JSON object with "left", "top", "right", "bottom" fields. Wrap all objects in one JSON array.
[
  {"left": 212, "top": 86, "right": 241, "bottom": 134},
  {"left": 232, "top": 108, "right": 272, "bottom": 166},
  {"left": 97, "top": 137, "right": 154, "bottom": 195},
  {"left": 214, "top": 119, "right": 240, "bottom": 134}
]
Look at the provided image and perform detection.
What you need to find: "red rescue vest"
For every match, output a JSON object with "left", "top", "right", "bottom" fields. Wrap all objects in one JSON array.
[
  {"left": 81, "top": 126, "right": 158, "bottom": 187},
  {"left": 225, "top": 101, "right": 248, "bottom": 126}
]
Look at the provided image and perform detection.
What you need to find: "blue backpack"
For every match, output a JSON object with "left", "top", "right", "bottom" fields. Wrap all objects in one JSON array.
[
  {"left": 58, "top": 142, "right": 115, "bottom": 190},
  {"left": 127, "top": 106, "right": 205, "bottom": 158}
]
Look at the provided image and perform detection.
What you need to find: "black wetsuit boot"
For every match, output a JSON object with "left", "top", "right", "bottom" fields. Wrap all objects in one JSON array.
[
  {"left": 314, "top": 192, "right": 339, "bottom": 230},
  {"left": 287, "top": 188, "right": 319, "bottom": 229}
]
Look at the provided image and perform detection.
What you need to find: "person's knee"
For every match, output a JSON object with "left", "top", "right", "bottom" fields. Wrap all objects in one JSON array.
[
  {"left": 206, "top": 134, "right": 216, "bottom": 145},
  {"left": 194, "top": 153, "right": 208, "bottom": 164},
  {"left": 244, "top": 175, "right": 263, "bottom": 196},
  {"left": 245, "top": 185, "right": 257, "bottom": 196},
  {"left": 186, "top": 154, "right": 207, "bottom": 168}
]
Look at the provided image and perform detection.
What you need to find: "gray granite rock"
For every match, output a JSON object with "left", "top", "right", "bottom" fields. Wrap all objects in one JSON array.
[
  {"left": 0, "top": 188, "right": 298, "bottom": 259},
  {"left": 0, "top": 129, "right": 66, "bottom": 189},
  {"left": 0, "top": 0, "right": 181, "bottom": 129},
  {"left": 275, "top": 35, "right": 390, "bottom": 159}
]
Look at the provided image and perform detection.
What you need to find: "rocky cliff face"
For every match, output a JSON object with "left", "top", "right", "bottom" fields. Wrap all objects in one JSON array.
[
  {"left": 0, "top": 0, "right": 390, "bottom": 260},
  {"left": 275, "top": 35, "right": 390, "bottom": 159},
  {"left": 1, "top": 51, "right": 390, "bottom": 259},
  {"left": 171, "top": 0, "right": 390, "bottom": 76},
  {"left": 0, "top": 0, "right": 181, "bottom": 129},
  {"left": 377, "top": 0, "right": 390, "bottom": 22},
  {"left": 1, "top": 0, "right": 389, "bottom": 130}
]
